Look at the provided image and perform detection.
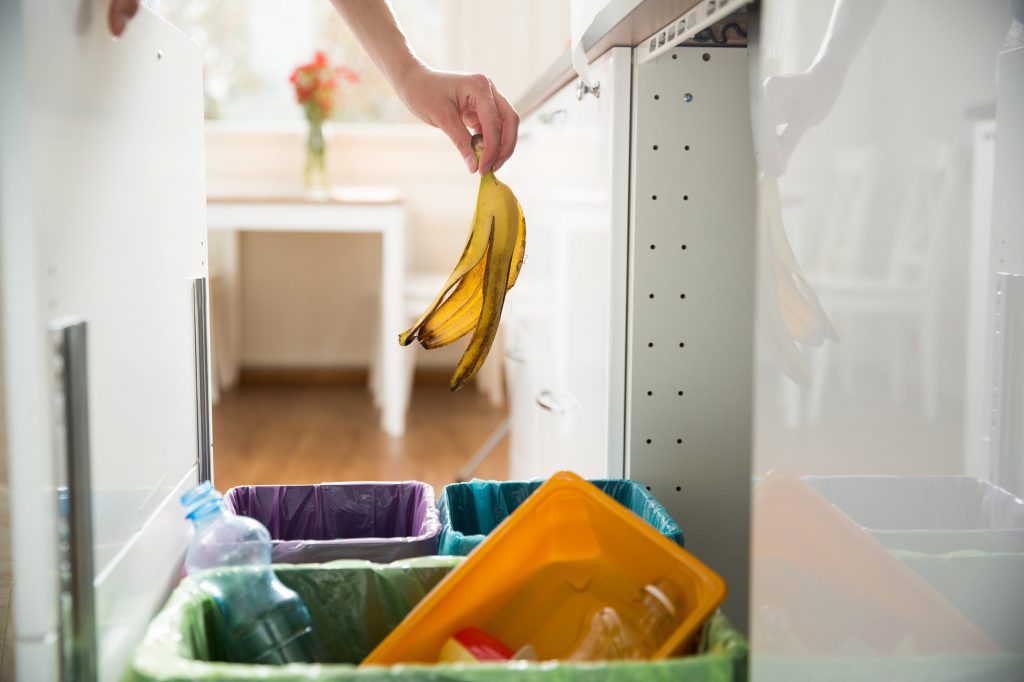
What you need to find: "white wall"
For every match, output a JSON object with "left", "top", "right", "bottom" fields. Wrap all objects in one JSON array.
[
  {"left": 442, "top": 0, "right": 571, "bottom": 103},
  {"left": 206, "top": 1, "right": 570, "bottom": 370}
]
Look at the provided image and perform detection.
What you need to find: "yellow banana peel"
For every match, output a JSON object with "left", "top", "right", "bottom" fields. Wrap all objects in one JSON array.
[{"left": 398, "top": 135, "right": 526, "bottom": 391}]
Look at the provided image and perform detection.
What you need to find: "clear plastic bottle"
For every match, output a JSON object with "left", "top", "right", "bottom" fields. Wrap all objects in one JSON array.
[
  {"left": 181, "top": 482, "right": 322, "bottom": 665},
  {"left": 567, "top": 578, "right": 683, "bottom": 661}
]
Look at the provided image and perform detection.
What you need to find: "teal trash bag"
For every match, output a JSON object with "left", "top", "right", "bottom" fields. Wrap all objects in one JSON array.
[
  {"left": 438, "top": 479, "right": 685, "bottom": 555},
  {"left": 129, "top": 557, "right": 746, "bottom": 682}
]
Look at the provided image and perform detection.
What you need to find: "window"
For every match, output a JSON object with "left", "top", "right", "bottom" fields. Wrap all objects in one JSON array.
[{"left": 160, "top": 0, "right": 442, "bottom": 122}]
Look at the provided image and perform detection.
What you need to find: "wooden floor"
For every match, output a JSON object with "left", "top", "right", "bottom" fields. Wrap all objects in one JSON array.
[{"left": 213, "top": 383, "right": 509, "bottom": 496}]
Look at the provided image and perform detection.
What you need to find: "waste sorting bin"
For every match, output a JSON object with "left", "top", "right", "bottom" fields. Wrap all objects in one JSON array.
[
  {"left": 130, "top": 557, "right": 747, "bottom": 681},
  {"left": 368, "top": 473, "right": 723, "bottom": 665},
  {"left": 801, "top": 477, "right": 1024, "bottom": 650},
  {"left": 892, "top": 549, "right": 1024, "bottom": 652},
  {"left": 438, "top": 477, "right": 684, "bottom": 555},
  {"left": 224, "top": 482, "right": 441, "bottom": 564},
  {"left": 801, "top": 475, "right": 1024, "bottom": 553}
]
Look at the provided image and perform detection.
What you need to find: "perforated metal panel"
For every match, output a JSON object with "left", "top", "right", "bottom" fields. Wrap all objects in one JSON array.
[{"left": 625, "top": 46, "right": 755, "bottom": 630}]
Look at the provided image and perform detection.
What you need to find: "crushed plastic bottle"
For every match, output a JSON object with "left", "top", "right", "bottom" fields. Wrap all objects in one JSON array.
[
  {"left": 567, "top": 578, "right": 683, "bottom": 661},
  {"left": 181, "top": 481, "right": 322, "bottom": 665}
]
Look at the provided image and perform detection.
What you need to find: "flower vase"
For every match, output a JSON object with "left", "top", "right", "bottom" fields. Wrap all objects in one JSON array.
[{"left": 304, "top": 119, "right": 328, "bottom": 196}]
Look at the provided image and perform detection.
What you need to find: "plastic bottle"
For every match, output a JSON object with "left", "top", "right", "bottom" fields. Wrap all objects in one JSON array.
[
  {"left": 181, "top": 481, "right": 322, "bottom": 665},
  {"left": 567, "top": 578, "right": 683, "bottom": 661}
]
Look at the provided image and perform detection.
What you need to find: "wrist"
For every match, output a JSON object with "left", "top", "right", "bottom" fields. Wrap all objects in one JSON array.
[{"left": 387, "top": 55, "right": 427, "bottom": 96}]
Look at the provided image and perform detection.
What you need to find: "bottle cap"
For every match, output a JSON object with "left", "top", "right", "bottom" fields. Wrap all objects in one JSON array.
[{"left": 180, "top": 481, "right": 223, "bottom": 519}]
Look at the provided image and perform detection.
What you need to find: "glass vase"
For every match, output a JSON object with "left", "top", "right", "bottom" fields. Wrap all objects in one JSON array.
[{"left": 304, "top": 118, "right": 328, "bottom": 196}]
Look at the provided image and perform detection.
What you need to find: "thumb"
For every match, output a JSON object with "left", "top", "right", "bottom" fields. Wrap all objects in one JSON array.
[{"left": 436, "top": 112, "right": 477, "bottom": 173}]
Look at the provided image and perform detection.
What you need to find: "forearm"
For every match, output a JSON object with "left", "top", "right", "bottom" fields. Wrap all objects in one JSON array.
[{"left": 329, "top": 0, "right": 423, "bottom": 89}]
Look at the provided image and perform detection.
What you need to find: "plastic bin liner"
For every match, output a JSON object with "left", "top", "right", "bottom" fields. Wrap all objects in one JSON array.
[
  {"left": 224, "top": 482, "right": 441, "bottom": 564},
  {"left": 130, "top": 557, "right": 747, "bottom": 681},
  {"left": 438, "top": 478, "right": 684, "bottom": 555},
  {"left": 802, "top": 476, "right": 1024, "bottom": 553}
]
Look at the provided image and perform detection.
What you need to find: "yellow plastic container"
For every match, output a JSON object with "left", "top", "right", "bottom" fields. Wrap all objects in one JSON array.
[{"left": 363, "top": 471, "right": 726, "bottom": 665}]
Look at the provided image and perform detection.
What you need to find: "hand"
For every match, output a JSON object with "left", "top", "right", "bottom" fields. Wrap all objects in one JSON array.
[
  {"left": 394, "top": 66, "right": 519, "bottom": 175},
  {"left": 108, "top": 0, "right": 139, "bottom": 36}
]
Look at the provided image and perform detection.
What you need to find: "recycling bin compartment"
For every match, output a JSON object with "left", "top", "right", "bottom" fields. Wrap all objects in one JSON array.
[
  {"left": 130, "top": 557, "right": 747, "bottom": 681},
  {"left": 438, "top": 477, "right": 684, "bottom": 555},
  {"left": 224, "top": 481, "right": 441, "bottom": 564},
  {"left": 802, "top": 475, "right": 1024, "bottom": 553}
]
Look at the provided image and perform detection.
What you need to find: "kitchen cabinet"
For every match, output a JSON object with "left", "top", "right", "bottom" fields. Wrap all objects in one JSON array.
[
  {"left": 0, "top": 4, "right": 208, "bottom": 680},
  {"left": 502, "top": 47, "right": 632, "bottom": 481},
  {"left": 506, "top": 37, "right": 756, "bottom": 629}
]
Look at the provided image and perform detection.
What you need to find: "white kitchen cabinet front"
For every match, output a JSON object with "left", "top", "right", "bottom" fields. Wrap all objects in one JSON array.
[
  {"left": 1, "top": 4, "right": 208, "bottom": 680},
  {"left": 502, "top": 47, "right": 631, "bottom": 480}
]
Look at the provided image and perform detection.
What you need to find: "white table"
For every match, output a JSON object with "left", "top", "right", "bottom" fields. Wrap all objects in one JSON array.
[{"left": 206, "top": 187, "right": 408, "bottom": 437}]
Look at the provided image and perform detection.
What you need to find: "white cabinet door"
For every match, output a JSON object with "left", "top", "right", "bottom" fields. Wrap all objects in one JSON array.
[
  {"left": 0, "top": 4, "right": 206, "bottom": 679},
  {"left": 502, "top": 47, "right": 631, "bottom": 480}
]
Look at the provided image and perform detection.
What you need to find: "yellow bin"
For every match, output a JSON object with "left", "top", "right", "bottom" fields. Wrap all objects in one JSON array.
[{"left": 363, "top": 471, "right": 726, "bottom": 665}]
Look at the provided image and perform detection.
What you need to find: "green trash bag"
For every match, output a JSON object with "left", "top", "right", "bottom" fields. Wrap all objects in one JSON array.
[
  {"left": 438, "top": 479, "right": 685, "bottom": 556},
  {"left": 129, "top": 557, "right": 746, "bottom": 681}
]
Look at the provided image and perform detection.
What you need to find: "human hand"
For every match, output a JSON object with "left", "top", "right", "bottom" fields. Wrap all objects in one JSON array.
[
  {"left": 108, "top": 0, "right": 139, "bottom": 36},
  {"left": 394, "top": 66, "right": 519, "bottom": 175}
]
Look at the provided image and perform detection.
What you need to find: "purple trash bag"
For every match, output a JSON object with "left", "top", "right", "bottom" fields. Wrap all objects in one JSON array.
[{"left": 223, "top": 481, "right": 441, "bottom": 564}]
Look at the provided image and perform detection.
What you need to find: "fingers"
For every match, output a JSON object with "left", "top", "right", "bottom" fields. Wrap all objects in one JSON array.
[
  {"left": 437, "top": 110, "right": 478, "bottom": 173},
  {"left": 462, "top": 110, "right": 482, "bottom": 135},
  {"left": 108, "top": 0, "right": 140, "bottom": 36},
  {"left": 489, "top": 84, "right": 519, "bottom": 172},
  {"left": 466, "top": 74, "right": 501, "bottom": 174}
]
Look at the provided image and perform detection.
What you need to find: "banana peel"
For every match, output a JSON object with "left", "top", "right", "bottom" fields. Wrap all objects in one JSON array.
[{"left": 399, "top": 134, "right": 525, "bottom": 391}]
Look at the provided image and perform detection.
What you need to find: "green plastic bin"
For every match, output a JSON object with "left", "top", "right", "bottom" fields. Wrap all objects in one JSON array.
[
  {"left": 438, "top": 478, "right": 685, "bottom": 555},
  {"left": 129, "top": 557, "right": 746, "bottom": 681}
]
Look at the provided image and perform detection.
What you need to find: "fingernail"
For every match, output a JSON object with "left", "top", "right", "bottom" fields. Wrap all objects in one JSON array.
[{"left": 465, "top": 155, "right": 477, "bottom": 173}]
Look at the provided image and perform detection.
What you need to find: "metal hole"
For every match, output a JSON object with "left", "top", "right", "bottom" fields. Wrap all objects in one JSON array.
[
  {"left": 675, "top": 485, "right": 682, "bottom": 491},
  {"left": 683, "top": 195, "right": 689, "bottom": 201},
  {"left": 646, "top": 438, "right": 652, "bottom": 444},
  {"left": 679, "top": 342, "right": 685, "bottom": 348},
  {"left": 649, "top": 293, "right": 655, "bottom": 299},
  {"left": 678, "top": 390, "right": 684, "bottom": 396},
  {"left": 653, "top": 145, "right": 659, "bottom": 151},
  {"left": 654, "top": 94, "right": 660, "bottom": 100},
  {"left": 647, "top": 390, "right": 653, "bottom": 396},
  {"left": 650, "top": 244, "right": 656, "bottom": 250},
  {"left": 702, "top": 53, "right": 711, "bottom": 62},
  {"left": 676, "top": 438, "right": 682, "bottom": 444},
  {"left": 683, "top": 93, "right": 693, "bottom": 103},
  {"left": 680, "top": 293, "right": 687, "bottom": 299},
  {"left": 156, "top": 50, "right": 164, "bottom": 60},
  {"left": 652, "top": 194, "right": 658, "bottom": 200},
  {"left": 648, "top": 342, "right": 654, "bottom": 348},
  {"left": 672, "top": 54, "right": 678, "bottom": 60},
  {"left": 684, "top": 145, "right": 690, "bottom": 151},
  {"left": 681, "top": 244, "right": 687, "bottom": 250}
]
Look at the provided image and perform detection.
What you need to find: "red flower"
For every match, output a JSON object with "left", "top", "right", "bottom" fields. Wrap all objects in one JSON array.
[{"left": 289, "top": 51, "right": 357, "bottom": 120}]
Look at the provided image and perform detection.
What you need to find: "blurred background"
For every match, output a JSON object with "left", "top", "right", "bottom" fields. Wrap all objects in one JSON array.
[{"left": 157, "top": 0, "right": 571, "bottom": 493}]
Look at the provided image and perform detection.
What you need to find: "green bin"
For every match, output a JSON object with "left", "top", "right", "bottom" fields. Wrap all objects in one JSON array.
[
  {"left": 129, "top": 557, "right": 746, "bottom": 681},
  {"left": 438, "top": 479, "right": 684, "bottom": 555}
]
